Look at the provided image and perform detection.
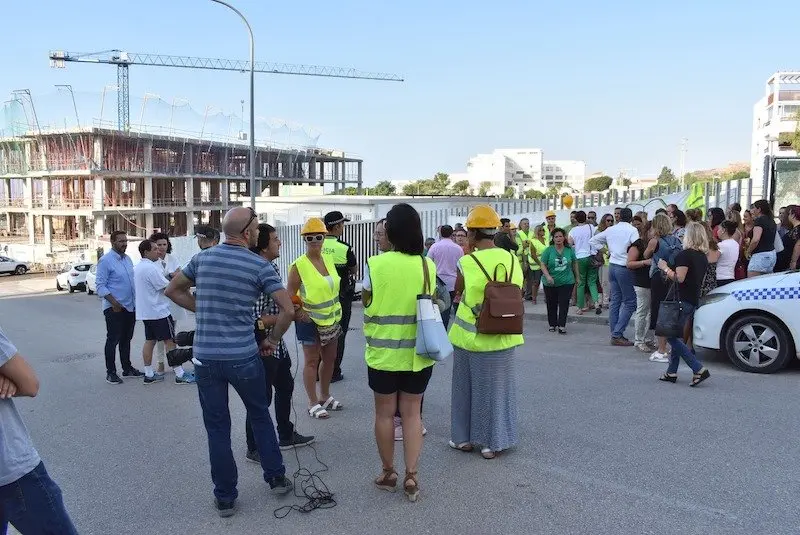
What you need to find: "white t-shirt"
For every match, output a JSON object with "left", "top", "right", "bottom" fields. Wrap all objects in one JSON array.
[
  {"left": 134, "top": 259, "right": 171, "bottom": 320},
  {"left": 568, "top": 224, "right": 595, "bottom": 259},
  {"left": 716, "top": 239, "right": 739, "bottom": 281},
  {"left": 589, "top": 222, "right": 640, "bottom": 266}
]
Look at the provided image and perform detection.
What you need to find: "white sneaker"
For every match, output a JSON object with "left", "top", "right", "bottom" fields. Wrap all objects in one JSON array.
[{"left": 649, "top": 351, "right": 670, "bottom": 363}]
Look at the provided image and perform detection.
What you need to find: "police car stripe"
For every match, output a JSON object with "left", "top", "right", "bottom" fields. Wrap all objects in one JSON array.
[{"left": 731, "top": 287, "right": 800, "bottom": 301}]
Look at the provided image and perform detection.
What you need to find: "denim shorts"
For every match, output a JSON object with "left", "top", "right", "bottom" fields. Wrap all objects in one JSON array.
[
  {"left": 294, "top": 321, "right": 318, "bottom": 346},
  {"left": 748, "top": 251, "right": 777, "bottom": 273}
]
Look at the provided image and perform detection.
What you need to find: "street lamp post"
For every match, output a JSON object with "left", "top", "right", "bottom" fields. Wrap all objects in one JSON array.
[{"left": 211, "top": 0, "right": 256, "bottom": 210}]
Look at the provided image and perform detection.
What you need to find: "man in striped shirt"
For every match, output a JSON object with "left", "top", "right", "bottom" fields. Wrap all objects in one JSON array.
[{"left": 166, "top": 207, "right": 295, "bottom": 517}]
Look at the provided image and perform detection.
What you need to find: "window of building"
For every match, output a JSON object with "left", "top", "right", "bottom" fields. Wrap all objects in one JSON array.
[
  {"left": 545, "top": 174, "right": 554, "bottom": 180},
  {"left": 555, "top": 175, "right": 563, "bottom": 181}
]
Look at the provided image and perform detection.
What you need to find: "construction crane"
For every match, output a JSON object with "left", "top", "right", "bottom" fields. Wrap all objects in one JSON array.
[{"left": 49, "top": 49, "right": 404, "bottom": 131}]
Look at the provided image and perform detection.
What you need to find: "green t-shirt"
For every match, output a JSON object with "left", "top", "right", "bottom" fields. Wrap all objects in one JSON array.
[{"left": 541, "top": 245, "right": 576, "bottom": 287}]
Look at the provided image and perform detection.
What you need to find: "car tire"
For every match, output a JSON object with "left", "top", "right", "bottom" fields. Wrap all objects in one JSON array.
[
  {"left": 56, "top": 281, "right": 63, "bottom": 291},
  {"left": 14, "top": 265, "right": 27, "bottom": 275},
  {"left": 68, "top": 283, "right": 75, "bottom": 293},
  {"left": 723, "top": 314, "right": 794, "bottom": 374},
  {"left": 88, "top": 287, "right": 94, "bottom": 295}
]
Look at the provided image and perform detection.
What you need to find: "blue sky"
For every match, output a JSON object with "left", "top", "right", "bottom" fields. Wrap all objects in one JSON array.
[{"left": 0, "top": 0, "right": 791, "bottom": 184}]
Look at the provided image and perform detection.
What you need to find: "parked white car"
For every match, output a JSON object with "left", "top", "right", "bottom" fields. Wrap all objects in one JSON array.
[
  {"left": 86, "top": 264, "right": 97, "bottom": 295},
  {"left": 693, "top": 271, "right": 800, "bottom": 373},
  {"left": 0, "top": 256, "right": 30, "bottom": 275},
  {"left": 55, "top": 263, "right": 93, "bottom": 293}
]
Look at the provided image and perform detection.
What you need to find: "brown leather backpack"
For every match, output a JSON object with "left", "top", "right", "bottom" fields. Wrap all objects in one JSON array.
[{"left": 469, "top": 251, "right": 524, "bottom": 335}]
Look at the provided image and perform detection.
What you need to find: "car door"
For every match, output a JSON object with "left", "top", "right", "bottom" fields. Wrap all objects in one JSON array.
[{"left": 0, "top": 256, "right": 11, "bottom": 272}]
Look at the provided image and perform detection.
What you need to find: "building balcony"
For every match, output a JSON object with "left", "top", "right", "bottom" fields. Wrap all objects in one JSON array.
[
  {"left": 48, "top": 197, "right": 93, "bottom": 209},
  {"left": 0, "top": 198, "right": 26, "bottom": 208},
  {"left": 192, "top": 197, "right": 224, "bottom": 207}
]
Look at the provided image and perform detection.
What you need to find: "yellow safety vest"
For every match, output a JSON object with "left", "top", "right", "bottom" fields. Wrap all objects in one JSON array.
[
  {"left": 515, "top": 229, "right": 531, "bottom": 263},
  {"left": 449, "top": 248, "right": 525, "bottom": 353},
  {"left": 292, "top": 254, "right": 342, "bottom": 326},
  {"left": 529, "top": 238, "right": 548, "bottom": 271},
  {"left": 364, "top": 252, "right": 436, "bottom": 372}
]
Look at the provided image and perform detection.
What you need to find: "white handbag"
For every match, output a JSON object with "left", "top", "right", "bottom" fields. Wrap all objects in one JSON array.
[
  {"left": 415, "top": 256, "right": 454, "bottom": 362},
  {"left": 774, "top": 231, "right": 785, "bottom": 253}
]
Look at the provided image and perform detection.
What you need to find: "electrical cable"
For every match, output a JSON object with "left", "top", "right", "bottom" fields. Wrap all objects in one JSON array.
[{"left": 272, "top": 336, "right": 336, "bottom": 518}]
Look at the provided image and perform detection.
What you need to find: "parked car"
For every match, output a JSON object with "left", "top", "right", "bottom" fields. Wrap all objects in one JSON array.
[
  {"left": 55, "top": 263, "right": 93, "bottom": 293},
  {"left": 0, "top": 256, "right": 30, "bottom": 275},
  {"left": 693, "top": 271, "right": 800, "bottom": 373},
  {"left": 86, "top": 264, "right": 97, "bottom": 295}
]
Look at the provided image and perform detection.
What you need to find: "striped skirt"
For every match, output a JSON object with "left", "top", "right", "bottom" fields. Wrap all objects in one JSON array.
[{"left": 450, "top": 346, "right": 518, "bottom": 452}]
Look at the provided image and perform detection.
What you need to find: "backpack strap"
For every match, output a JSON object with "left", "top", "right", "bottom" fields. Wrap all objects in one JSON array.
[
  {"left": 469, "top": 253, "right": 493, "bottom": 282},
  {"left": 492, "top": 250, "right": 514, "bottom": 282}
]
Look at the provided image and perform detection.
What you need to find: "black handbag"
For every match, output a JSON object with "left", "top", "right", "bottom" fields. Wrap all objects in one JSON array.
[{"left": 655, "top": 282, "right": 685, "bottom": 338}]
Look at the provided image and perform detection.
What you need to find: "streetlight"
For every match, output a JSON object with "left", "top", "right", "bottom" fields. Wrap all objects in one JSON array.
[
  {"left": 55, "top": 84, "right": 80, "bottom": 127},
  {"left": 211, "top": 0, "right": 256, "bottom": 210}
]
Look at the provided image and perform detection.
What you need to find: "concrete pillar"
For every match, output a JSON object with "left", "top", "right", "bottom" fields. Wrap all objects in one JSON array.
[
  {"left": 44, "top": 216, "right": 52, "bottom": 251},
  {"left": 27, "top": 214, "right": 35, "bottom": 244},
  {"left": 221, "top": 179, "right": 229, "bottom": 208},
  {"left": 185, "top": 212, "right": 193, "bottom": 236},
  {"left": 42, "top": 178, "right": 50, "bottom": 209},
  {"left": 357, "top": 161, "right": 363, "bottom": 193},
  {"left": 94, "top": 214, "right": 105, "bottom": 237},
  {"left": 333, "top": 162, "right": 339, "bottom": 193},
  {"left": 78, "top": 216, "right": 85, "bottom": 240},
  {"left": 2, "top": 179, "right": 10, "bottom": 204},
  {"left": 93, "top": 137, "right": 103, "bottom": 170},
  {"left": 186, "top": 145, "right": 193, "bottom": 174},
  {"left": 24, "top": 177, "right": 33, "bottom": 208},
  {"left": 144, "top": 140, "right": 153, "bottom": 172},
  {"left": 145, "top": 213, "right": 154, "bottom": 236},
  {"left": 186, "top": 178, "right": 194, "bottom": 208},
  {"left": 144, "top": 177, "right": 153, "bottom": 209}
]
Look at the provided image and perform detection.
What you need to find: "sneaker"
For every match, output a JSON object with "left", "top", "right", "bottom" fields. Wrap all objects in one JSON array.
[
  {"left": 635, "top": 343, "right": 652, "bottom": 353},
  {"left": 245, "top": 450, "right": 261, "bottom": 464},
  {"left": 611, "top": 337, "right": 634, "bottom": 347},
  {"left": 649, "top": 351, "right": 670, "bottom": 363},
  {"left": 122, "top": 368, "right": 144, "bottom": 377},
  {"left": 268, "top": 475, "right": 293, "bottom": 495},
  {"left": 215, "top": 499, "right": 236, "bottom": 518},
  {"left": 279, "top": 432, "right": 315, "bottom": 450},
  {"left": 393, "top": 416, "right": 403, "bottom": 441},
  {"left": 330, "top": 372, "right": 344, "bottom": 383},
  {"left": 106, "top": 372, "right": 123, "bottom": 385},
  {"left": 143, "top": 373, "right": 165, "bottom": 385},
  {"left": 175, "top": 372, "right": 196, "bottom": 385}
]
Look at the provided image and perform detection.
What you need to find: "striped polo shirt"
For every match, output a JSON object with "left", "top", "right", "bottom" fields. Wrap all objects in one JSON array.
[{"left": 183, "top": 244, "right": 284, "bottom": 360}]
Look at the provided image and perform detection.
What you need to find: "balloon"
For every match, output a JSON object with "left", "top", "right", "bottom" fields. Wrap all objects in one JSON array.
[{"left": 563, "top": 194, "right": 574, "bottom": 209}]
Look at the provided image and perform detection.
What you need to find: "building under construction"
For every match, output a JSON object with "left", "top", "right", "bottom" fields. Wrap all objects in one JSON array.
[{"left": 0, "top": 127, "right": 363, "bottom": 249}]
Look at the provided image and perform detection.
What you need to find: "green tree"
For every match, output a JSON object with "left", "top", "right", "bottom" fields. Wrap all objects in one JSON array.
[
  {"left": 622, "top": 178, "right": 632, "bottom": 187},
  {"left": 338, "top": 186, "right": 359, "bottom": 195},
  {"left": 727, "top": 170, "right": 749, "bottom": 181},
  {"left": 524, "top": 189, "right": 546, "bottom": 199},
  {"left": 477, "top": 181, "right": 492, "bottom": 196},
  {"left": 657, "top": 166, "right": 677, "bottom": 185},
  {"left": 546, "top": 186, "right": 561, "bottom": 196},
  {"left": 502, "top": 187, "right": 516, "bottom": 199},
  {"left": 584, "top": 175, "right": 613, "bottom": 191},
  {"left": 451, "top": 180, "right": 471, "bottom": 195},
  {"left": 371, "top": 180, "right": 396, "bottom": 196},
  {"left": 431, "top": 172, "right": 450, "bottom": 193}
]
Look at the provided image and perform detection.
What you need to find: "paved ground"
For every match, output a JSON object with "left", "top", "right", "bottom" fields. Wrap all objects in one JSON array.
[{"left": 1, "top": 285, "right": 799, "bottom": 534}]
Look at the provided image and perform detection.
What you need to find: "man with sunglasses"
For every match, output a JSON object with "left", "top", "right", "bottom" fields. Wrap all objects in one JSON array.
[
  {"left": 166, "top": 207, "right": 295, "bottom": 516},
  {"left": 587, "top": 211, "right": 598, "bottom": 227},
  {"left": 322, "top": 211, "right": 357, "bottom": 383}
]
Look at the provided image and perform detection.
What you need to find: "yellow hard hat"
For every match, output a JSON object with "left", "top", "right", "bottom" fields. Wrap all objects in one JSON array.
[
  {"left": 301, "top": 218, "right": 327, "bottom": 235},
  {"left": 509, "top": 221, "right": 517, "bottom": 230},
  {"left": 465, "top": 204, "right": 501, "bottom": 230},
  {"left": 545, "top": 210, "right": 557, "bottom": 218}
]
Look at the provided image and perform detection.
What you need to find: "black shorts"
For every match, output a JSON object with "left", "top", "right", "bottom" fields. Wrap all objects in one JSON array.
[
  {"left": 143, "top": 316, "right": 175, "bottom": 342},
  {"left": 368, "top": 366, "right": 433, "bottom": 395}
]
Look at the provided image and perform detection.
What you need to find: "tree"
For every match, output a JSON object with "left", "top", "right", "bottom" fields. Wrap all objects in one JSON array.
[
  {"left": 524, "top": 189, "right": 546, "bottom": 199},
  {"left": 477, "top": 181, "right": 492, "bottom": 197},
  {"left": 622, "top": 178, "right": 632, "bottom": 187},
  {"left": 502, "top": 187, "right": 516, "bottom": 199},
  {"left": 451, "top": 180, "right": 471, "bottom": 195},
  {"left": 657, "top": 166, "right": 677, "bottom": 185},
  {"left": 399, "top": 172, "right": 451, "bottom": 196},
  {"left": 546, "top": 186, "right": 561, "bottom": 196},
  {"left": 584, "top": 175, "right": 613, "bottom": 192},
  {"left": 337, "top": 187, "right": 359, "bottom": 195},
  {"left": 372, "top": 180, "right": 396, "bottom": 196}
]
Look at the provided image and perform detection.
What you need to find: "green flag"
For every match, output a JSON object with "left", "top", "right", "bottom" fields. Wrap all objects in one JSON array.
[{"left": 686, "top": 182, "right": 706, "bottom": 214}]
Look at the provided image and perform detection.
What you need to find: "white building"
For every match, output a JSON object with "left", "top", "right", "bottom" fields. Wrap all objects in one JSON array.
[
  {"left": 451, "top": 149, "right": 585, "bottom": 196},
  {"left": 751, "top": 71, "right": 800, "bottom": 200}
]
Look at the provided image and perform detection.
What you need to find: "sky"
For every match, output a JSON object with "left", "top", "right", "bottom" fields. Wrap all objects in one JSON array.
[{"left": 0, "top": 0, "right": 793, "bottom": 185}]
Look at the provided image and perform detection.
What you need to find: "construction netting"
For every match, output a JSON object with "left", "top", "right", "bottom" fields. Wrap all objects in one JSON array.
[{"left": 0, "top": 90, "right": 321, "bottom": 150}]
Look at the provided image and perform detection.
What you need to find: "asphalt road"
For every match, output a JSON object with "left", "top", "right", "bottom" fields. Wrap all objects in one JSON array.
[{"left": 1, "top": 288, "right": 799, "bottom": 535}]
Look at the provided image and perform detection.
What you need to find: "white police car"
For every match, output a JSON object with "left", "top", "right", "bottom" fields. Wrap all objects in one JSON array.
[{"left": 693, "top": 270, "right": 800, "bottom": 373}]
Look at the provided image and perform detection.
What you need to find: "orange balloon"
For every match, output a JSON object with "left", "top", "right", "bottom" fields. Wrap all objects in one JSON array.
[{"left": 563, "top": 194, "right": 574, "bottom": 209}]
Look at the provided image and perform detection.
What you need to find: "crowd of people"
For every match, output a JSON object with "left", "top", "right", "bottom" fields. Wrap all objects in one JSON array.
[{"left": 2, "top": 196, "right": 797, "bottom": 528}]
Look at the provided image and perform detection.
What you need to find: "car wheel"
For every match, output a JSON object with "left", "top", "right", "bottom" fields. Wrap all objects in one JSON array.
[
  {"left": 68, "top": 283, "right": 75, "bottom": 293},
  {"left": 14, "top": 265, "right": 27, "bottom": 275},
  {"left": 723, "top": 314, "right": 794, "bottom": 373},
  {"left": 56, "top": 281, "right": 63, "bottom": 291},
  {"left": 88, "top": 287, "right": 94, "bottom": 295}
]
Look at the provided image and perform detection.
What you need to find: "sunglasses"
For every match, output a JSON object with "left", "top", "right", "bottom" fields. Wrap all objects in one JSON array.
[
  {"left": 304, "top": 234, "right": 325, "bottom": 242},
  {"left": 239, "top": 207, "right": 258, "bottom": 235},
  {"left": 604, "top": 218, "right": 613, "bottom": 223}
]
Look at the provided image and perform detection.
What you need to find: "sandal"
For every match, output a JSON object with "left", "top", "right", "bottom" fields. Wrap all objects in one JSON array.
[
  {"left": 374, "top": 467, "right": 398, "bottom": 492},
  {"left": 658, "top": 373, "right": 677, "bottom": 383},
  {"left": 480, "top": 448, "right": 497, "bottom": 460},
  {"left": 308, "top": 404, "right": 330, "bottom": 419},
  {"left": 576, "top": 308, "right": 584, "bottom": 316},
  {"left": 548, "top": 326, "right": 556, "bottom": 333},
  {"left": 689, "top": 368, "right": 710, "bottom": 387},
  {"left": 595, "top": 306, "right": 602, "bottom": 315},
  {"left": 320, "top": 396, "right": 343, "bottom": 411},
  {"left": 403, "top": 471, "right": 419, "bottom": 502},
  {"left": 558, "top": 327, "right": 567, "bottom": 335},
  {"left": 448, "top": 440, "right": 473, "bottom": 452}
]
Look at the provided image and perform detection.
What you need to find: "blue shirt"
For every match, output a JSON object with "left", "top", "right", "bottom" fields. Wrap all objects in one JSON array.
[
  {"left": 0, "top": 327, "right": 41, "bottom": 486},
  {"left": 96, "top": 250, "right": 136, "bottom": 312},
  {"left": 183, "top": 244, "right": 284, "bottom": 361}
]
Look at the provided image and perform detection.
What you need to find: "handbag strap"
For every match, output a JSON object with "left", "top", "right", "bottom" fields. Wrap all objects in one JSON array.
[{"left": 420, "top": 255, "right": 431, "bottom": 295}]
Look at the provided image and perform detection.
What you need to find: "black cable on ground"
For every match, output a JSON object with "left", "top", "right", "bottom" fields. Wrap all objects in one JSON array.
[{"left": 273, "top": 338, "right": 336, "bottom": 518}]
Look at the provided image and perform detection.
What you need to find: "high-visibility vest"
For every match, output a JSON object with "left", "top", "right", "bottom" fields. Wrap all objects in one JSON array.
[
  {"left": 322, "top": 236, "right": 354, "bottom": 294},
  {"left": 448, "top": 248, "right": 525, "bottom": 353},
  {"left": 292, "top": 254, "right": 342, "bottom": 326},
  {"left": 529, "top": 238, "right": 548, "bottom": 271},
  {"left": 515, "top": 229, "right": 531, "bottom": 262},
  {"left": 364, "top": 252, "right": 436, "bottom": 372}
]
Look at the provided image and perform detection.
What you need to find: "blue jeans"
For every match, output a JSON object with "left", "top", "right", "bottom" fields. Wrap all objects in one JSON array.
[
  {"left": 0, "top": 462, "right": 78, "bottom": 534},
  {"left": 608, "top": 263, "right": 637, "bottom": 339},
  {"left": 195, "top": 355, "right": 286, "bottom": 502},
  {"left": 666, "top": 302, "right": 703, "bottom": 374}
]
